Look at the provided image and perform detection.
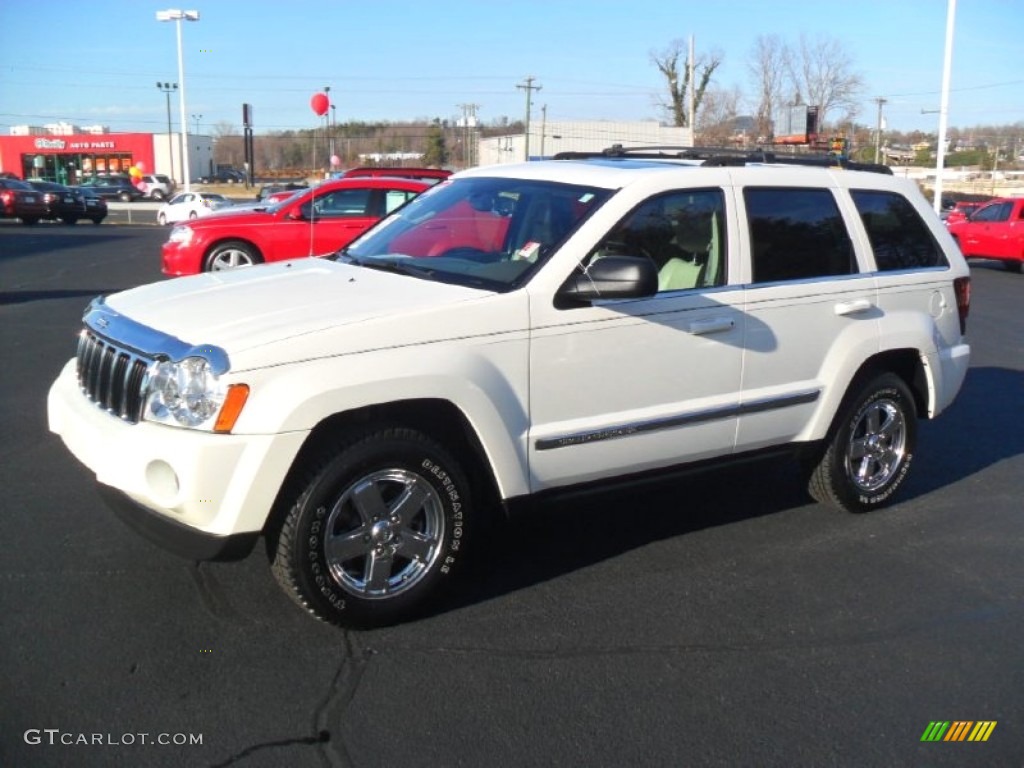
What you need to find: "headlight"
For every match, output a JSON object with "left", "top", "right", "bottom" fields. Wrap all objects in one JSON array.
[
  {"left": 145, "top": 356, "right": 227, "bottom": 429},
  {"left": 168, "top": 225, "right": 193, "bottom": 245}
]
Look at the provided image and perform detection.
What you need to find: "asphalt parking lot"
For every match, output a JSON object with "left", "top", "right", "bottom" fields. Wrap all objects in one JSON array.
[{"left": 1, "top": 223, "right": 1022, "bottom": 767}]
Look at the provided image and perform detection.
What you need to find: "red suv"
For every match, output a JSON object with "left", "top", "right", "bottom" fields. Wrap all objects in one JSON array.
[
  {"left": 339, "top": 167, "right": 451, "bottom": 184},
  {"left": 162, "top": 176, "right": 430, "bottom": 274},
  {"left": 946, "top": 196, "right": 1024, "bottom": 272}
]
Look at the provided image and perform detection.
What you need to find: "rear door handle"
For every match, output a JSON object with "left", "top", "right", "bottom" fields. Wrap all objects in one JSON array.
[
  {"left": 684, "top": 317, "right": 735, "bottom": 335},
  {"left": 834, "top": 299, "right": 873, "bottom": 316}
]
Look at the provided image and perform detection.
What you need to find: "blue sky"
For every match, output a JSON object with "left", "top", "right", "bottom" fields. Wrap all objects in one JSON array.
[{"left": 1, "top": 0, "right": 1020, "bottom": 137}]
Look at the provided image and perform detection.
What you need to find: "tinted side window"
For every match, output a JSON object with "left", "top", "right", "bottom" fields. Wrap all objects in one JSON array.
[
  {"left": 972, "top": 202, "right": 1011, "bottom": 223},
  {"left": 850, "top": 190, "right": 949, "bottom": 270},
  {"left": 744, "top": 188, "right": 855, "bottom": 283},
  {"left": 588, "top": 188, "right": 727, "bottom": 292}
]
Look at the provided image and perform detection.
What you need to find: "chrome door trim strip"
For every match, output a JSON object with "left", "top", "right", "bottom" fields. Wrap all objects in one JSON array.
[{"left": 534, "top": 389, "right": 820, "bottom": 451}]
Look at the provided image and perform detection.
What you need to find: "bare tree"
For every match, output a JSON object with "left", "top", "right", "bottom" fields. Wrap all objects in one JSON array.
[
  {"left": 695, "top": 86, "right": 743, "bottom": 145},
  {"left": 788, "top": 34, "right": 863, "bottom": 129},
  {"left": 651, "top": 40, "right": 722, "bottom": 128},
  {"left": 748, "top": 34, "right": 789, "bottom": 141}
]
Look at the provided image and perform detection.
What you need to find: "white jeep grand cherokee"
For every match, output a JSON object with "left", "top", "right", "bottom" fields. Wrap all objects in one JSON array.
[{"left": 48, "top": 147, "right": 972, "bottom": 628}]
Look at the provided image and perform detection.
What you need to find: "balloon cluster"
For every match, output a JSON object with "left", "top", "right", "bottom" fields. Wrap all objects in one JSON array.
[{"left": 128, "top": 162, "right": 149, "bottom": 194}]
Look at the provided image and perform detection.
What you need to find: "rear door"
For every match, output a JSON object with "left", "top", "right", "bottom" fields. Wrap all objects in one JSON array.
[{"left": 735, "top": 185, "right": 878, "bottom": 451}]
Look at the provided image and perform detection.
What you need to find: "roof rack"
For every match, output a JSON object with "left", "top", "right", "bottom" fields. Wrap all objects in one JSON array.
[{"left": 552, "top": 144, "right": 893, "bottom": 175}]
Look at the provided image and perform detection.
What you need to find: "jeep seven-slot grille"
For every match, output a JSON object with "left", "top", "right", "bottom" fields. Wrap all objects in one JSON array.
[{"left": 76, "top": 330, "right": 151, "bottom": 423}]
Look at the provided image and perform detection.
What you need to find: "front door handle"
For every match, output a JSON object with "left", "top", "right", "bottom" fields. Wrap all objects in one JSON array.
[
  {"left": 684, "top": 317, "right": 735, "bottom": 335},
  {"left": 834, "top": 299, "right": 873, "bottom": 316}
]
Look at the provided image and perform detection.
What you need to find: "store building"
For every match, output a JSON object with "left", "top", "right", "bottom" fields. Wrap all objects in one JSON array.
[{"left": 0, "top": 130, "right": 213, "bottom": 185}]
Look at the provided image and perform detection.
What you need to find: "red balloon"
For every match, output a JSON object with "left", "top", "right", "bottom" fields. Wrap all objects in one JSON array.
[{"left": 310, "top": 92, "right": 329, "bottom": 116}]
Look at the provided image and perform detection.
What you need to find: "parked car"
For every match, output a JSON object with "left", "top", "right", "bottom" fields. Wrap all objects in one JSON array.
[
  {"left": 0, "top": 177, "right": 49, "bottom": 224},
  {"left": 256, "top": 182, "right": 307, "bottom": 202},
  {"left": 946, "top": 196, "right": 1024, "bottom": 272},
  {"left": 143, "top": 174, "right": 175, "bottom": 201},
  {"left": 49, "top": 147, "right": 972, "bottom": 629},
  {"left": 337, "top": 167, "right": 451, "bottom": 184},
  {"left": 157, "top": 192, "right": 233, "bottom": 225},
  {"left": 25, "top": 180, "right": 86, "bottom": 224},
  {"left": 161, "top": 176, "right": 429, "bottom": 274},
  {"left": 943, "top": 200, "right": 985, "bottom": 225},
  {"left": 198, "top": 168, "right": 247, "bottom": 184},
  {"left": 77, "top": 188, "right": 108, "bottom": 224},
  {"left": 76, "top": 175, "right": 144, "bottom": 202}
]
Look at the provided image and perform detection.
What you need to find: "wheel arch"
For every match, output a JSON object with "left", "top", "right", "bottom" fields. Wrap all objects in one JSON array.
[
  {"left": 262, "top": 398, "right": 504, "bottom": 543},
  {"left": 203, "top": 237, "right": 264, "bottom": 266}
]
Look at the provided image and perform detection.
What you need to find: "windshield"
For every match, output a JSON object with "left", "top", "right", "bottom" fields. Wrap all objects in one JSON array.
[{"left": 339, "top": 176, "right": 612, "bottom": 291}]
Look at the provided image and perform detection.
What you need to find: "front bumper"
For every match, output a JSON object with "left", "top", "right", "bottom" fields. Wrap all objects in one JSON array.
[{"left": 47, "top": 359, "right": 308, "bottom": 559}]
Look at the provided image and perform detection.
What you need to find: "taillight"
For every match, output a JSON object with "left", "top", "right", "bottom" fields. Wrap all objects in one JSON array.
[{"left": 953, "top": 276, "right": 970, "bottom": 336}]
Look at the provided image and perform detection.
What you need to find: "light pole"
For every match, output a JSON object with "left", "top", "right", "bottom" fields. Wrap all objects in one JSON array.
[
  {"left": 156, "top": 9, "right": 199, "bottom": 192},
  {"left": 156, "top": 82, "right": 178, "bottom": 181},
  {"left": 191, "top": 113, "right": 202, "bottom": 135}
]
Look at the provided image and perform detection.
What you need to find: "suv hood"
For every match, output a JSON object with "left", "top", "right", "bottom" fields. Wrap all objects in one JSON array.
[{"left": 103, "top": 259, "right": 490, "bottom": 361}]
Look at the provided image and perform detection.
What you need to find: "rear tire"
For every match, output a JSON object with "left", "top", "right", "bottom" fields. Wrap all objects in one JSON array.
[
  {"left": 807, "top": 373, "right": 917, "bottom": 513},
  {"left": 270, "top": 427, "right": 471, "bottom": 628},
  {"left": 1004, "top": 260, "right": 1022, "bottom": 273},
  {"left": 21, "top": 217, "right": 39, "bottom": 225}
]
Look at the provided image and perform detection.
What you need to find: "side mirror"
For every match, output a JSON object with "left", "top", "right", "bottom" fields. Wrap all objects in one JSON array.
[{"left": 557, "top": 255, "right": 659, "bottom": 303}]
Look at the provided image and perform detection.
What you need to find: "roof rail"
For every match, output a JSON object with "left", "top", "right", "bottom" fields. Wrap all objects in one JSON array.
[{"left": 553, "top": 144, "right": 893, "bottom": 175}]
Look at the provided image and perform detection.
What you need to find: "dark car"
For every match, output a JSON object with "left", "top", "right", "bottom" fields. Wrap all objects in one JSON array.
[
  {"left": 198, "top": 168, "right": 247, "bottom": 184},
  {"left": 255, "top": 181, "right": 307, "bottom": 202},
  {"left": 0, "top": 177, "right": 49, "bottom": 224},
  {"left": 76, "top": 175, "right": 143, "bottom": 202},
  {"left": 77, "top": 188, "right": 109, "bottom": 225},
  {"left": 26, "top": 180, "right": 87, "bottom": 224}
]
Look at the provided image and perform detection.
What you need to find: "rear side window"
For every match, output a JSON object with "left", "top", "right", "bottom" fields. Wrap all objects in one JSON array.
[
  {"left": 745, "top": 188, "right": 855, "bottom": 283},
  {"left": 851, "top": 190, "right": 949, "bottom": 270}
]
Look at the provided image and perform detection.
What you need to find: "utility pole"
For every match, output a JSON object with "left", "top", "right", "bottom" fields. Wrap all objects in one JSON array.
[
  {"left": 517, "top": 76, "right": 541, "bottom": 161},
  {"left": 873, "top": 97, "right": 888, "bottom": 164},
  {"left": 457, "top": 103, "right": 479, "bottom": 167},
  {"left": 539, "top": 104, "right": 547, "bottom": 158}
]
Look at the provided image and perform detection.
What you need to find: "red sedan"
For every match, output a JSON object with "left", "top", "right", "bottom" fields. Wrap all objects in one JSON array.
[
  {"left": 946, "top": 196, "right": 1024, "bottom": 272},
  {"left": 161, "top": 176, "right": 430, "bottom": 275}
]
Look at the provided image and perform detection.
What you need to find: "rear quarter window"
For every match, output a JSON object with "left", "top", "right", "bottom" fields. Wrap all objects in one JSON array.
[{"left": 850, "top": 190, "right": 949, "bottom": 270}]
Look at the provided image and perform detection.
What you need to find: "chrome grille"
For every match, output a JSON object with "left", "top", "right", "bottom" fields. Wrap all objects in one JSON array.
[{"left": 76, "top": 330, "right": 151, "bottom": 423}]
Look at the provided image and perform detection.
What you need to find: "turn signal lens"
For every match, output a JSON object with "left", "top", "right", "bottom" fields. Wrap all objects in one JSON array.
[{"left": 214, "top": 384, "right": 250, "bottom": 433}]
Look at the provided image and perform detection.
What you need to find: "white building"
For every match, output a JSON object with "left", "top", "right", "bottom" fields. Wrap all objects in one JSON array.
[{"left": 478, "top": 120, "right": 693, "bottom": 166}]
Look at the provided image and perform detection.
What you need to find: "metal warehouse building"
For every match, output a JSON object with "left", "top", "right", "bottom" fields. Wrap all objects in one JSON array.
[{"left": 478, "top": 121, "right": 693, "bottom": 165}]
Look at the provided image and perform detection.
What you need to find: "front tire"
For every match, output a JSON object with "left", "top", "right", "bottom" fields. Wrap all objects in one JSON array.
[
  {"left": 270, "top": 428, "right": 471, "bottom": 628},
  {"left": 205, "top": 240, "right": 261, "bottom": 271},
  {"left": 807, "top": 373, "right": 917, "bottom": 512},
  {"left": 157, "top": 212, "right": 168, "bottom": 226}
]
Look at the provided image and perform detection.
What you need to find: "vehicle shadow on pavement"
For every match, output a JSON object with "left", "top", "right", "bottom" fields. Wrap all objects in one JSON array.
[
  {"left": 447, "top": 454, "right": 808, "bottom": 613},
  {"left": 0, "top": 228, "right": 125, "bottom": 262},
  {"left": 443, "top": 366, "right": 1023, "bottom": 617},
  {"left": 905, "top": 365, "right": 1024, "bottom": 497}
]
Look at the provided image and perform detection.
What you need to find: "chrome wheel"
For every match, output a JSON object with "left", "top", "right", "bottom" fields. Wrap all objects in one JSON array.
[
  {"left": 845, "top": 399, "right": 907, "bottom": 492},
  {"left": 207, "top": 242, "right": 259, "bottom": 270},
  {"left": 324, "top": 468, "right": 444, "bottom": 599}
]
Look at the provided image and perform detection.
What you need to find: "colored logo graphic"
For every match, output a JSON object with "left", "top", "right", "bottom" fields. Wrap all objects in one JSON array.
[{"left": 921, "top": 721, "right": 997, "bottom": 742}]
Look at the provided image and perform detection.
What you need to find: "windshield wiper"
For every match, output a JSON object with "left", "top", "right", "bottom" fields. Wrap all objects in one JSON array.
[{"left": 336, "top": 252, "right": 436, "bottom": 280}]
